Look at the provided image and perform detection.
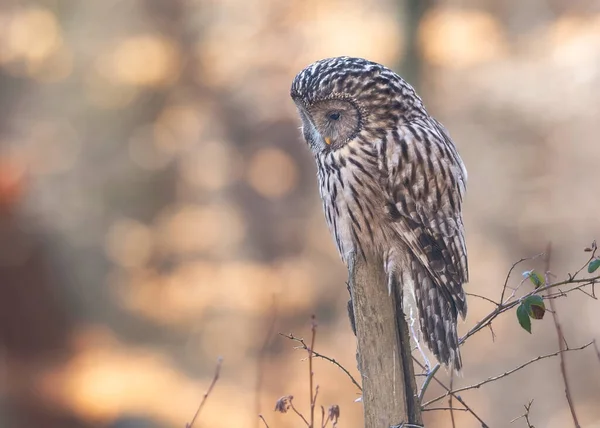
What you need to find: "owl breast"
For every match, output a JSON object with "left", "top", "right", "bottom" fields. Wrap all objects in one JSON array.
[{"left": 315, "top": 140, "right": 390, "bottom": 265}]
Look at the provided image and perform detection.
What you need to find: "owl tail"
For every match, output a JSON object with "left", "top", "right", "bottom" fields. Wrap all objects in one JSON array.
[
  {"left": 387, "top": 256, "right": 463, "bottom": 373},
  {"left": 413, "top": 263, "right": 462, "bottom": 372}
]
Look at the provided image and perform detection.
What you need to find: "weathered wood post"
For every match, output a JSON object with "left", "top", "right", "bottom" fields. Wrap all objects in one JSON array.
[{"left": 349, "top": 255, "right": 423, "bottom": 427}]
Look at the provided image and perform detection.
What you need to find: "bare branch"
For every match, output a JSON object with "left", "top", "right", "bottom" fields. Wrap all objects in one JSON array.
[
  {"left": 256, "top": 298, "right": 277, "bottom": 428},
  {"left": 309, "top": 316, "right": 317, "bottom": 427},
  {"left": 505, "top": 274, "right": 531, "bottom": 305},
  {"left": 570, "top": 240, "right": 597, "bottom": 280},
  {"left": 544, "top": 244, "right": 581, "bottom": 428},
  {"left": 424, "top": 341, "right": 594, "bottom": 407},
  {"left": 449, "top": 372, "right": 456, "bottom": 428},
  {"left": 422, "top": 407, "right": 468, "bottom": 412},
  {"left": 510, "top": 400, "right": 535, "bottom": 427},
  {"left": 462, "top": 248, "right": 599, "bottom": 346},
  {"left": 417, "top": 363, "right": 440, "bottom": 403},
  {"left": 290, "top": 398, "right": 310, "bottom": 427},
  {"left": 487, "top": 323, "right": 497, "bottom": 342},
  {"left": 258, "top": 415, "right": 270, "bottom": 428},
  {"left": 461, "top": 273, "right": 600, "bottom": 345},
  {"left": 412, "top": 357, "right": 490, "bottom": 427},
  {"left": 280, "top": 333, "right": 362, "bottom": 392},
  {"left": 544, "top": 281, "right": 597, "bottom": 300},
  {"left": 500, "top": 253, "right": 544, "bottom": 304},
  {"left": 465, "top": 292, "right": 499, "bottom": 306},
  {"left": 576, "top": 287, "right": 598, "bottom": 300},
  {"left": 186, "top": 357, "right": 223, "bottom": 428}
]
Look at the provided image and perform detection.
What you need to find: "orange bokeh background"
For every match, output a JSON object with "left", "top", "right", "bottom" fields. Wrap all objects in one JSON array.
[{"left": 1, "top": 1, "right": 599, "bottom": 427}]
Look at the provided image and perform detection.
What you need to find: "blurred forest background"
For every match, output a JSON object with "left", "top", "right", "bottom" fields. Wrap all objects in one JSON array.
[{"left": 1, "top": 0, "right": 600, "bottom": 427}]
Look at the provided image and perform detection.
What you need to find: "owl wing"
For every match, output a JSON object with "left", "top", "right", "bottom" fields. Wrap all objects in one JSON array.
[{"left": 382, "top": 120, "right": 468, "bottom": 318}]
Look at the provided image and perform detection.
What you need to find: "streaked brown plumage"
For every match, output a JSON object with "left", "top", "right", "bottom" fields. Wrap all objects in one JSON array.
[{"left": 291, "top": 57, "right": 469, "bottom": 371}]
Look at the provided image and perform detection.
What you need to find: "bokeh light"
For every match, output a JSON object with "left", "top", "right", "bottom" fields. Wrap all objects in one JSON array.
[{"left": 247, "top": 147, "right": 298, "bottom": 199}]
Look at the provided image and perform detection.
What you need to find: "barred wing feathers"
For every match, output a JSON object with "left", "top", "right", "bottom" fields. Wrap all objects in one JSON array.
[{"left": 381, "top": 120, "right": 468, "bottom": 369}]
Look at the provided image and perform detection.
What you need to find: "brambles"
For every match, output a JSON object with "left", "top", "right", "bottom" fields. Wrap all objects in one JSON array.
[{"left": 277, "top": 241, "right": 599, "bottom": 427}]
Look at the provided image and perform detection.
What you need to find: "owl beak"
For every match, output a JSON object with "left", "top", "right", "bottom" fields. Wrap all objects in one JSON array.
[{"left": 324, "top": 137, "right": 332, "bottom": 145}]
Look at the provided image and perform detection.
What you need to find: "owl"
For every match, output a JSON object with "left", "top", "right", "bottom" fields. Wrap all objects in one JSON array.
[{"left": 290, "top": 57, "right": 468, "bottom": 371}]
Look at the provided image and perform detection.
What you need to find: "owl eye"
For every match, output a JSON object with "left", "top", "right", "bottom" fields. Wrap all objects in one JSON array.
[{"left": 327, "top": 111, "right": 341, "bottom": 121}]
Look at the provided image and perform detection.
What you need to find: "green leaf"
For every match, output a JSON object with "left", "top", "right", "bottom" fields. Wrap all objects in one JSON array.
[
  {"left": 516, "top": 304, "right": 531, "bottom": 333},
  {"left": 588, "top": 259, "right": 600, "bottom": 274},
  {"left": 523, "top": 294, "right": 543, "bottom": 309},
  {"left": 527, "top": 271, "right": 544, "bottom": 288},
  {"left": 523, "top": 295, "right": 546, "bottom": 320}
]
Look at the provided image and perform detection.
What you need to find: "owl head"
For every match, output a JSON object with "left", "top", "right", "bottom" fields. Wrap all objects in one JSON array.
[{"left": 290, "top": 56, "right": 426, "bottom": 153}]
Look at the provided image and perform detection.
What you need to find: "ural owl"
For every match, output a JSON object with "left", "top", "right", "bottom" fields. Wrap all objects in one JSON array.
[{"left": 291, "top": 57, "right": 468, "bottom": 371}]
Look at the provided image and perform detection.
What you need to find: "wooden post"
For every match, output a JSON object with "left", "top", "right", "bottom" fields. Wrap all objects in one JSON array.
[{"left": 349, "top": 255, "right": 422, "bottom": 427}]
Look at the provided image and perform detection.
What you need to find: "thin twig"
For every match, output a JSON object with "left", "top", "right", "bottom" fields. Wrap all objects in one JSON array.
[
  {"left": 280, "top": 333, "right": 362, "bottom": 392},
  {"left": 320, "top": 404, "right": 334, "bottom": 428},
  {"left": 545, "top": 281, "right": 597, "bottom": 300},
  {"left": 259, "top": 415, "right": 270, "bottom": 428},
  {"left": 418, "top": 363, "right": 440, "bottom": 403},
  {"left": 423, "top": 341, "right": 594, "bottom": 407},
  {"left": 487, "top": 323, "right": 497, "bottom": 342},
  {"left": 465, "top": 292, "right": 499, "bottom": 306},
  {"left": 575, "top": 287, "right": 598, "bottom": 300},
  {"left": 500, "top": 253, "right": 544, "bottom": 304},
  {"left": 594, "top": 339, "right": 600, "bottom": 363},
  {"left": 309, "top": 316, "right": 317, "bottom": 427},
  {"left": 510, "top": 399, "right": 535, "bottom": 427},
  {"left": 544, "top": 244, "right": 580, "bottom": 428},
  {"left": 412, "top": 357, "right": 489, "bottom": 427},
  {"left": 505, "top": 275, "right": 531, "bottom": 305},
  {"left": 312, "top": 386, "right": 320, "bottom": 424},
  {"left": 460, "top": 274, "right": 600, "bottom": 345},
  {"left": 186, "top": 357, "right": 223, "bottom": 428},
  {"left": 422, "top": 407, "right": 468, "bottom": 412},
  {"left": 290, "top": 399, "right": 310, "bottom": 427},
  {"left": 448, "top": 371, "right": 456, "bottom": 428},
  {"left": 570, "top": 241, "right": 597, "bottom": 280},
  {"left": 256, "top": 299, "right": 277, "bottom": 428}
]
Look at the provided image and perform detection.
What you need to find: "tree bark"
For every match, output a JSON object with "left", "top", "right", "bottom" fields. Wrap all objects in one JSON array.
[{"left": 349, "top": 255, "right": 422, "bottom": 427}]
